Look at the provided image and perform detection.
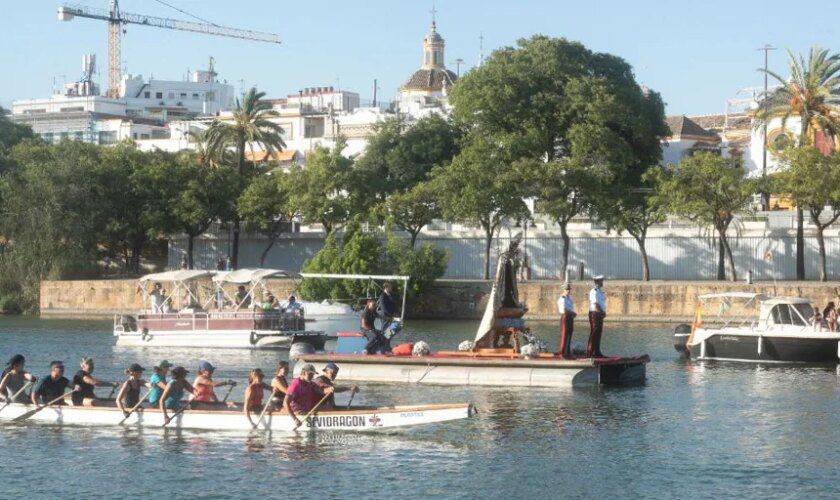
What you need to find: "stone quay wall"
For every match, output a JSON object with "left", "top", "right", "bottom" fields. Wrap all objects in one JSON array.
[{"left": 40, "top": 278, "right": 840, "bottom": 323}]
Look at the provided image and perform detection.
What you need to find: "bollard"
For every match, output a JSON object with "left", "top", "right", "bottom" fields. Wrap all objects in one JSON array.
[
  {"left": 578, "top": 262, "right": 585, "bottom": 281},
  {"left": 746, "top": 269, "right": 753, "bottom": 284}
]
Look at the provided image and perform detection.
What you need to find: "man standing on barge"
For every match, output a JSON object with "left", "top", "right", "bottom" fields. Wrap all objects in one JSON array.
[
  {"left": 587, "top": 275, "right": 606, "bottom": 358},
  {"left": 557, "top": 282, "right": 576, "bottom": 359}
]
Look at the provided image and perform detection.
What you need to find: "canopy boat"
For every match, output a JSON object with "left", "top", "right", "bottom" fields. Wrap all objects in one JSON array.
[
  {"left": 295, "top": 238, "right": 649, "bottom": 387},
  {"left": 675, "top": 292, "right": 840, "bottom": 363},
  {"left": 0, "top": 400, "right": 474, "bottom": 432},
  {"left": 114, "top": 269, "right": 331, "bottom": 349}
]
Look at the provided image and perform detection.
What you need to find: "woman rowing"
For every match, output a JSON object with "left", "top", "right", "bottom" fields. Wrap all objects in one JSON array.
[
  {"left": 147, "top": 360, "right": 172, "bottom": 408},
  {"left": 72, "top": 357, "right": 117, "bottom": 407},
  {"left": 243, "top": 369, "right": 272, "bottom": 429},
  {"left": 116, "top": 363, "right": 151, "bottom": 416},
  {"left": 160, "top": 366, "right": 196, "bottom": 424},
  {"left": 269, "top": 361, "right": 290, "bottom": 410},
  {"left": 191, "top": 361, "right": 235, "bottom": 406},
  {"left": 0, "top": 355, "right": 37, "bottom": 403}
]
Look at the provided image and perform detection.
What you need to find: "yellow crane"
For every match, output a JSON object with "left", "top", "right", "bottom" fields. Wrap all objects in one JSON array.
[{"left": 58, "top": 1, "right": 282, "bottom": 98}]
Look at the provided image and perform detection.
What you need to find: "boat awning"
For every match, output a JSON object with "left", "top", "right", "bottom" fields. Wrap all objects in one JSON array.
[
  {"left": 213, "top": 268, "right": 300, "bottom": 284},
  {"left": 139, "top": 270, "right": 216, "bottom": 283},
  {"left": 299, "top": 273, "right": 409, "bottom": 281},
  {"left": 760, "top": 297, "right": 813, "bottom": 306}
]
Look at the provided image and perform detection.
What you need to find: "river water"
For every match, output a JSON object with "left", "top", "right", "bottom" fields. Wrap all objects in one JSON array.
[{"left": 0, "top": 317, "right": 838, "bottom": 499}]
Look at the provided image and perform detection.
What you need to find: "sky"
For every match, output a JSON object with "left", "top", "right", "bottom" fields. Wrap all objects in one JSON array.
[{"left": 2, "top": 0, "right": 839, "bottom": 116}]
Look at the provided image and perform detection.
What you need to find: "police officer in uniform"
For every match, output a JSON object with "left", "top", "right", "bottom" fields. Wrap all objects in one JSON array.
[
  {"left": 557, "top": 282, "right": 576, "bottom": 359},
  {"left": 587, "top": 275, "right": 606, "bottom": 358}
]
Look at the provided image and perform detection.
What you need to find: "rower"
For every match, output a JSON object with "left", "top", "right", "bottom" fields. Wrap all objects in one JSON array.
[
  {"left": 192, "top": 361, "right": 235, "bottom": 406},
  {"left": 587, "top": 275, "right": 607, "bottom": 358},
  {"left": 116, "top": 363, "right": 151, "bottom": 416},
  {"left": 269, "top": 361, "right": 291, "bottom": 410},
  {"left": 71, "top": 357, "right": 118, "bottom": 407},
  {"left": 147, "top": 360, "right": 172, "bottom": 408},
  {"left": 313, "top": 363, "right": 358, "bottom": 410},
  {"left": 557, "top": 282, "right": 576, "bottom": 359},
  {"left": 244, "top": 368, "right": 272, "bottom": 429},
  {"left": 160, "top": 366, "right": 196, "bottom": 423},
  {"left": 32, "top": 361, "right": 69, "bottom": 407},
  {"left": 0, "top": 354, "right": 37, "bottom": 403},
  {"left": 284, "top": 364, "right": 333, "bottom": 428}
]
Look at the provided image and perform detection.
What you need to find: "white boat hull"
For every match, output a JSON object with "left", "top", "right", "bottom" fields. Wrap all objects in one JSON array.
[
  {"left": 0, "top": 402, "right": 473, "bottom": 432},
  {"left": 294, "top": 355, "right": 648, "bottom": 387},
  {"left": 114, "top": 329, "right": 313, "bottom": 349}
]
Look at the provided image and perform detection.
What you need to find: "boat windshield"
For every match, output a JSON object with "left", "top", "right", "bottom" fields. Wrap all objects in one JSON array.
[{"left": 770, "top": 303, "right": 813, "bottom": 326}]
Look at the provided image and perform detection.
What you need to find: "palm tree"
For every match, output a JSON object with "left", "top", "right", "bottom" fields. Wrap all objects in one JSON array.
[
  {"left": 205, "top": 87, "right": 286, "bottom": 269},
  {"left": 756, "top": 46, "right": 840, "bottom": 280}
]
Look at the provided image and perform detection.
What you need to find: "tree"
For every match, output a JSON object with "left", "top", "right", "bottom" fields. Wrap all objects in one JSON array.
[
  {"left": 286, "top": 139, "right": 353, "bottom": 234},
  {"left": 434, "top": 134, "right": 530, "bottom": 279},
  {"left": 780, "top": 147, "right": 840, "bottom": 281},
  {"left": 205, "top": 87, "right": 286, "bottom": 269},
  {"left": 168, "top": 154, "right": 237, "bottom": 269},
  {"left": 602, "top": 167, "right": 669, "bottom": 281},
  {"left": 1, "top": 140, "right": 109, "bottom": 308},
  {"left": 449, "top": 36, "right": 668, "bottom": 278},
  {"left": 756, "top": 46, "right": 840, "bottom": 280},
  {"left": 384, "top": 233, "right": 448, "bottom": 303},
  {"left": 354, "top": 115, "right": 461, "bottom": 209},
  {"left": 656, "top": 152, "right": 754, "bottom": 281},
  {"left": 382, "top": 181, "right": 442, "bottom": 247},
  {"left": 238, "top": 172, "right": 293, "bottom": 266}
]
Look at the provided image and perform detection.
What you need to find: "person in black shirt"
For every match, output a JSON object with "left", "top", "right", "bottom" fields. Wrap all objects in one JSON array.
[
  {"left": 32, "top": 361, "right": 70, "bottom": 406},
  {"left": 313, "top": 363, "right": 358, "bottom": 410},
  {"left": 72, "top": 357, "right": 117, "bottom": 407},
  {"left": 361, "top": 299, "right": 386, "bottom": 354},
  {"left": 376, "top": 282, "right": 399, "bottom": 324}
]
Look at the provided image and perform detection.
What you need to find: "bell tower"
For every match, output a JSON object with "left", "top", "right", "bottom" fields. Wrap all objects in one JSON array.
[{"left": 422, "top": 8, "right": 445, "bottom": 70}]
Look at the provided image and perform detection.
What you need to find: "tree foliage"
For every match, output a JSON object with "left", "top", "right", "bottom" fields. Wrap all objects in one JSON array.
[
  {"left": 238, "top": 171, "right": 293, "bottom": 266},
  {"left": 655, "top": 152, "right": 755, "bottom": 281},
  {"left": 780, "top": 147, "right": 840, "bottom": 281},
  {"left": 382, "top": 180, "right": 442, "bottom": 247}
]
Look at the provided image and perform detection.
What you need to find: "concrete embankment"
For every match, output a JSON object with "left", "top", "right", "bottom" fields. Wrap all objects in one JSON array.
[{"left": 40, "top": 278, "right": 840, "bottom": 323}]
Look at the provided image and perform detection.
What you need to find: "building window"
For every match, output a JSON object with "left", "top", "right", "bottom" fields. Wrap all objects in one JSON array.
[
  {"left": 156, "top": 92, "right": 163, "bottom": 99},
  {"left": 192, "top": 93, "right": 200, "bottom": 100},
  {"left": 180, "top": 92, "right": 187, "bottom": 98},
  {"left": 144, "top": 91, "right": 151, "bottom": 98}
]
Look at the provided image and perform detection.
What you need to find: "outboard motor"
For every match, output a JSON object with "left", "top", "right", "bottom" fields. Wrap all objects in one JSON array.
[
  {"left": 673, "top": 323, "right": 692, "bottom": 356},
  {"left": 289, "top": 341, "right": 316, "bottom": 360}
]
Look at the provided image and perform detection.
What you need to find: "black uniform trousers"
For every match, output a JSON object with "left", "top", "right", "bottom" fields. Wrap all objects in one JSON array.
[{"left": 587, "top": 311, "right": 605, "bottom": 358}]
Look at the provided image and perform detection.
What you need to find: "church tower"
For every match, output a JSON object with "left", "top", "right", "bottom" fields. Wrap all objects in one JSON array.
[
  {"left": 399, "top": 12, "right": 458, "bottom": 112},
  {"left": 422, "top": 20, "right": 445, "bottom": 70}
]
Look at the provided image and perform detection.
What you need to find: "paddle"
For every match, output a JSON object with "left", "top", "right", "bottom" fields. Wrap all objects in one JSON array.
[
  {"left": 0, "top": 381, "right": 34, "bottom": 414},
  {"left": 220, "top": 380, "right": 236, "bottom": 403},
  {"left": 162, "top": 399, "right": 194, "bottom": 428},
  {"left": 13, "top": 391, "right": 74, "bottom": 422},
  {"left": 346, "top": 388, "right": 357, "bottom": 410},
  {"left": 118, "top": 388, "right": 152, "bottom": 425},
  {"left": 105, "top": 384, "right": 118, "bottom": 400},
  {"left": 293, "top": 392, "right": 331, "bottom": 431},
  {"left": 253, "top": 390, "right": 276, "bottom": 430}
]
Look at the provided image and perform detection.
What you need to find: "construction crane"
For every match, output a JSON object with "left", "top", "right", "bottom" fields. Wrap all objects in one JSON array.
[{"left": 58, "top": 1, "right": 281, "bottom": 98}]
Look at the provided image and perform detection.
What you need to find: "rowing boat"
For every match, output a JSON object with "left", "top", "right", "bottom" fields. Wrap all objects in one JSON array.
[{"left": 0, "top": 401, "right": 474, "bottom": 432}]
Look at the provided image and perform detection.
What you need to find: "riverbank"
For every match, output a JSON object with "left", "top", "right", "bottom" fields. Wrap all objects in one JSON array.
[{"left": 39, "top": 278, "right": 840, "bottom": 322}]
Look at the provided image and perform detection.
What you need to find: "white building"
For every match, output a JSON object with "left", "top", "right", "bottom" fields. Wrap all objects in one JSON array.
[{"left": 10, "top": 57, "right": 234, "bottom": 145}]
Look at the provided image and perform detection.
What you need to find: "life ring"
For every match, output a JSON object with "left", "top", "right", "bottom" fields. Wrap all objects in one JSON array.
[{"left": 141, "top": 328, "right": 151, "bottom": 342}]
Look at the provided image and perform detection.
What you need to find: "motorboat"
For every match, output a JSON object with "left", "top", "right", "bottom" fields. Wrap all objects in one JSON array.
[
  {"left": 295, "top": 238, "right": 649, "bottom": 387},
  {"left": 0, "top": 400, "right": 474, "bottom": 432},
  {"left": 674, "top": 292, "right": 840, "bottom": 363},
  {"left": 114, "top": 269, "right": 331, "bottom": 349}
]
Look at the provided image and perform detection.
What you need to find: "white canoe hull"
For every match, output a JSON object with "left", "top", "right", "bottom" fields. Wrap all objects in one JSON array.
[
  {"left": 114, "top": 330, "right": 333, "bottom": 349},
  {"left": 0, "top": 402, "right": 473, "bottom": 432}
]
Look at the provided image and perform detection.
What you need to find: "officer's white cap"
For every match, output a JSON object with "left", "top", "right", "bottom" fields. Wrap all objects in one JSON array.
[{"left": 593, "top": 275, "right": 605, "bottom": 280}]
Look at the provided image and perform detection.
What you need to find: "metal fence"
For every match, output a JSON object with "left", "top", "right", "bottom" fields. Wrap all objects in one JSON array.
[{"left": 169, "top": 233, "right": 840, "bottom": 281}]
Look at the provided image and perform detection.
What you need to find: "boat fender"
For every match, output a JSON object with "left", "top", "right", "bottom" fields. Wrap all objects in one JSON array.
[
  {"left": 141, "top": 329, "right": 151, "bottom": 342},
  {"left": 392, "top": 343, "right": 413, "bottom": 356},
  {"left": 249, "top": 331, "right": 259, "bottom": 346},
  {"left": 520, "top": 344, "right": 539, "bottom": 359},
  {"left": 458, "top": 340, "right": 475, "bottom": 352},
  {"left": 412, "top": 341, "right": 431, "bottom": 357}
]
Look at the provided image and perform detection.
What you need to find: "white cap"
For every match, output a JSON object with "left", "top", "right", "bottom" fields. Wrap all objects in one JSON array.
[{"left": 593, "top": 275, "right": 605, "bottom": 280}]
